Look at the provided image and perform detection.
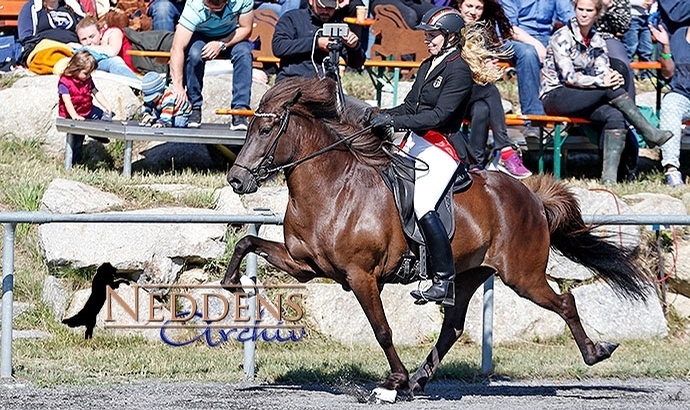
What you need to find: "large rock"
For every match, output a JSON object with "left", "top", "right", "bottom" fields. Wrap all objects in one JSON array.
[
  {"left": 41, "top": 178, "right": 126, "bottom": 213},
  {"left": 464, "top": 279, "right": 564, "bottom": 344},
  {"left": 572, "top": 281, "right": 668, "bottom": 340},
  {"left": 302, "top": 283, "right": 443, "bottom": 346},
  {"left": 201, "top": 75, "right": 270, "bottom": 124},
  {"left": 665, "top": 238, "right": 690, "bottom": 298},
  {"left": 239, "top": 186, "right": 288, "bottom": 243},
  {"left": 41, "top": 276, "right": 68, "bottom": 321}
]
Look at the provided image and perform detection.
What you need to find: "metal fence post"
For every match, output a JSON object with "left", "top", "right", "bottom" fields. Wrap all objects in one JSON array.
[
  {"left": 481, "top": 275, "right": 494, "bottom": 375},
  {"left": 1, "top": 223, "right": 16, "bottom": 378},
  {"left": 243, "top": 223, "right": 259, "bottom": 381}
]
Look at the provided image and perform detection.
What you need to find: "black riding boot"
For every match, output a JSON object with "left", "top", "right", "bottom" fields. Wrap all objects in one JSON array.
[{"left": 410, "top": 211, "right": 456, "bottom": 307}]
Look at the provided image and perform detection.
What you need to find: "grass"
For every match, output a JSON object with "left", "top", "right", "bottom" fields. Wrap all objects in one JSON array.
[{"left": 1, "top": 71, "right": 689, "bottom": 389}]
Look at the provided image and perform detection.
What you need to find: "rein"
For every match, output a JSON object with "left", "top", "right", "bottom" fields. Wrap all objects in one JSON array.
[{"left": 236, "top": 107, "right": 374, "bottom": 184}]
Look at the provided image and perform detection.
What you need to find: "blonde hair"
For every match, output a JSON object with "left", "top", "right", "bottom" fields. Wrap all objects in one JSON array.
[
  {"left": 75, "top": 14, "right": 99, "bottom": 32},
  {"left": 572, "top": 0, "right": 606, "bottom": 19},
  {"left": 63, "top": 50, "right": 97, "bottom": 78},
  {"left": 461, "top": 21, "right": 513, "bottom": 85}
]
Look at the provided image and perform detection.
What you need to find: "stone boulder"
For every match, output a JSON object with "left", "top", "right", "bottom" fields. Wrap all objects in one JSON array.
[{"left": 40, "top": 178, "right": 126, "bottom": 213}]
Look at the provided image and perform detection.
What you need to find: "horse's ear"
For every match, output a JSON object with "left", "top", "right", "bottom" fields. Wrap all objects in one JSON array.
[{"left": 284, "top": 90, "right": 302, "bottom": 109}]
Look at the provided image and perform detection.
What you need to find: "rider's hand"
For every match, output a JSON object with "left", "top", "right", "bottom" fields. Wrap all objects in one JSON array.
[{"left": 370, "top": 113, "right": 395, "bottom": 130}]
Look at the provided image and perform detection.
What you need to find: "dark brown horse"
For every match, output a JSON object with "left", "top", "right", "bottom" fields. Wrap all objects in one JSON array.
[{"left": 222, "top": 77, "right": 647, "bottom": 396}]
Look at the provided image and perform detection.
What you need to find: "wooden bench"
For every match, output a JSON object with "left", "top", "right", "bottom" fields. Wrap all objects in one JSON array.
[
  {"left": 55, "top": 118, "right": 246, "bottom": 177},
  {"left": 0, "top": 0, "right": 23, "bottom": 28}
]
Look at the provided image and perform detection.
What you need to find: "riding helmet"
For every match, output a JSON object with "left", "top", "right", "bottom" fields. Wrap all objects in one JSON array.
[{"left": 416, "top": 7, "right": 465, "bottom": 35}]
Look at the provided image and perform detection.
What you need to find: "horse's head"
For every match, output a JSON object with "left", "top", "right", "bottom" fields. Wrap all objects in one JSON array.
[{"left": 227, "top": 77, "right": 343, "bottom": 194}]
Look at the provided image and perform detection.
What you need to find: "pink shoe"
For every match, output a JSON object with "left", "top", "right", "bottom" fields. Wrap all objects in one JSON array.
[{"left": 497, "top": 149, "right": 532, "bottom": 179}]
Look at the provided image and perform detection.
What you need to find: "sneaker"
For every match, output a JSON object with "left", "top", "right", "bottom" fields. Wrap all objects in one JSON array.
[
  {"left": 188, "top": 108, "right": 202, "bottom": 128},
  {"left": 497, "top": 149, "right": 532, "bottom": 179},
  {"left": 230, "top": 115, "right": 248, "bottom": 131},
  {"left": 522, "top": 126, "right": 540, "bottom": 139},
  {"left": 665, "top": 168, "right": 685, "bottom": 187}
]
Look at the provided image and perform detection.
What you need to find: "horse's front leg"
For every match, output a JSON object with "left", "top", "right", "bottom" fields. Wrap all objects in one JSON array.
[
  {"left": 221, "top": 235, "right": 313, "bottom": 289},
  {"left": 347, "top": 272, "right": 409, "bottom": 395}
]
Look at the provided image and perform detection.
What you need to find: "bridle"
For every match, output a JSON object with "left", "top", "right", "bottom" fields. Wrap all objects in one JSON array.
[{"left": 233, "top": 104, "right": 373, "bottom": 186}]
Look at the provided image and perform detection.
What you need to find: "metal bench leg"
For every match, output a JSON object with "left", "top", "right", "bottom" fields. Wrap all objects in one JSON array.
[
  {"left": 553, "top": 123, "right": 563, "bottom": 179},
  {"left": 123, "top": 140, "right": 133, "bottom": 178},
  {"left": 65, "top": 133, "right": 74, "bottom": 171},
  {"left": 538, "top": 127, "right": 545, "bottom": 174},
  {"left": 393, "top": 67, "right": 400, "bottom": 106}
]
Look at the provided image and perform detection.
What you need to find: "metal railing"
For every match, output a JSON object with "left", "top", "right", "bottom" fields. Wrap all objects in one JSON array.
[{"left": 1, "top": 212, "right": 688, "bottom": 380}]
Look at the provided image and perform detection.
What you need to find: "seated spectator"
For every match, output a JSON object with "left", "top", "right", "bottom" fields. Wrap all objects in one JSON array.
[
  {"left": 658, "top": 0, "right": 690, "bottom": 35},
  {"left": 540, "top": 0, "right": 672, "bottom": 184},
  {"left": 139, "top": 72, "right": 193, "bottom": 127},
  {"left": 369, "top": 0, "right": 434, "bottom": 28},
  {"left": 272, "top": 0, "right": 366, "bottom": 83},
  {"left": 18, "top": 0, "right": 85, "bottom": 54},
  {"left": 649, "top": 22, "right": 689, "bottom": 186},
  {"left": 450, "top": 0, "right": 531, "bottom": 179},
  {"left": 501, "top": 0, "right": 574, "bottom": 139},
  {"left": 148, "top": 0, "right": 186, "bottom": 31},
  {"left": 254, "top": 0, "right": 301, "bottom": 17},
  {"left": 169, "top": 0, "right": 254, "bottom": 129},
  {"left": 73, "top": 15, "right": 140, "bottom": 81}
]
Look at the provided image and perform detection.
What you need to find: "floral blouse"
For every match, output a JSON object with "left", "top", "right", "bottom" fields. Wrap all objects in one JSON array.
[
  {"left": 540, "top": 18, "right": 612, "bottom": 98},
  {"left": 596, "top": 0, "right": 632, "bottom": 40}
]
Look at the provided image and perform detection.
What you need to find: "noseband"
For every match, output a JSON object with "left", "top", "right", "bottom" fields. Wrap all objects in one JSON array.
[{"left": 235, "top": 105, "right": 373, "bottom": 187}]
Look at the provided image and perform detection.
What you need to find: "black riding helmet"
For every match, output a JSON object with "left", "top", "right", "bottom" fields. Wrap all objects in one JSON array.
[{"left": 416, "top": 7, "right": 465, "bottom": 51}]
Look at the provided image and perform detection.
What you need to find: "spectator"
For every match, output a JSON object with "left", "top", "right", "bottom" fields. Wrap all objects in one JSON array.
[
  {"left": 254, "top": 0, "right": 301, "bottom": 17},
  {"left": 501, "top": 0, "right": 575, "bottom": 139},
  {"left": 624, "top": 0, "right": 657, "bottom": 77},
  {"left": 450, "top": 0, "right": 531, "bottom": 178},
  {"left": 73, "top": 15, "right": 140, "bottom": 81},
  {"left": 596, "top": 0, "right": 640, "bottom": 180},
  {"left": 649, "top": 22, "right": 689, "bottom": 186},
  {"left": 657, "top": 0, "right": 690, "bottom": 35},
  {"left": 148, "top": 0, "right": 186, "bottom": 31},
  {"left": 139, "top": 72, "right": 193, "bottom": 127},
  {"left": 58, "top": 50, "right": 114, "bottom": 164},
  {"left": 18, "top": 0, "right": 84, "bottom": 45},
  {"left": 369, "top": 7, "right": 473, "bottom": 307},
  {"left": 272, "top": 0, "right": 366, "bottom": 83},
  {"left": 169, "top": 0, "right": 254, "bottom": 129},
  {"left": 540, "top": 0, "right": 672, "bottom": 184}
]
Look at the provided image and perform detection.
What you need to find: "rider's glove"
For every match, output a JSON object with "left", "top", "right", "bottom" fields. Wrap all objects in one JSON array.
[{"left": 370, "top": 113, "right": 395, "bottom": 131}]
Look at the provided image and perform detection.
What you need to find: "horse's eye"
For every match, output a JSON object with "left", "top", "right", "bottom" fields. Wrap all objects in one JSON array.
[{"left": 259, "top": 125, "right": 272, "bottom": 136}]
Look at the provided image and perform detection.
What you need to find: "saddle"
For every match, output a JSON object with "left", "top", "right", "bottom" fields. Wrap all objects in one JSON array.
[{"left": 381, "top": 156, "right": 472, "bottom": 245}]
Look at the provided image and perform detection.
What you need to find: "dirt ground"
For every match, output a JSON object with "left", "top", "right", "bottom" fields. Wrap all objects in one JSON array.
[{"left": 1, "top": 377, "right": 689, "bottom": 409}]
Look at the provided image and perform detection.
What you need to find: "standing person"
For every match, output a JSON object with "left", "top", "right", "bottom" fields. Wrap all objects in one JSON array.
[
  {"left": 540, "top": 0, "right": 672, "bottom": 184},
  {"left": 624, "top": 0, "right": 657, "bottom": 77},
  {"left": 169, "top": 0, "right": 254, "bottom": 129},
  {"left": 272, "top": 0, "right": 366, "bottom": 83},
  {"left": 73, "top": 15, "right": 140, "bottom": 81},
  {"left": 500, "top": 0, "right": 575, "bottom": 139},
  {"left": 58, "top": 50, "right": 114, "bottom": 165},
  {"left": 369, "top": 7, "right": 473, "bottom": 307},
  {"left": 451, "top": 0, "right": 531, "bottom": 178},
  {"left": 139, "top": 72, "right": 193, "bottom": 128},
  {"left": 649, "top": 22, "right": 690, "bottom": 186}
]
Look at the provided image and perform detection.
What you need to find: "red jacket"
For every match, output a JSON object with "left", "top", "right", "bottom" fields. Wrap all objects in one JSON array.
[{"left": 58, "top": 75, "right": 94, "bottom": 118}]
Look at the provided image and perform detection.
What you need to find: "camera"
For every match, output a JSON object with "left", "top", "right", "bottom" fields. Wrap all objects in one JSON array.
[{"left": 322, "top": 23, "right": 349, "bottom": 37}]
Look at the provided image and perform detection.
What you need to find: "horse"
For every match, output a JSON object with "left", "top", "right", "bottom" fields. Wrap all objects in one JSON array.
[{"left": 221, "top": 77, "right": 648, "bottom": 396}]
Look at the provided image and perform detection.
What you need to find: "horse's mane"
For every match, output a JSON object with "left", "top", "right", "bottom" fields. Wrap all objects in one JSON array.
[{"left": 260, "top": 77, "right": 392, "bottom": 167}]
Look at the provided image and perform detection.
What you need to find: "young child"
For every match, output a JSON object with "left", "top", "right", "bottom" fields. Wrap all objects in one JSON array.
[
  {"left": 58, "top": 50, "right": 114, "bottom": 164},
  {"left": 139, "top": 71, "right": 192, "bottom": 128}
]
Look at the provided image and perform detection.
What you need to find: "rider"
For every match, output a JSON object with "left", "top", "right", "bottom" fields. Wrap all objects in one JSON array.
[{"left": 369, "top": 7, "right": 473, "bottom": 307}]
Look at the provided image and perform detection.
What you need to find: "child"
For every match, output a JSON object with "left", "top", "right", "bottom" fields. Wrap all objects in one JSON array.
[
  {"left": 58, "top": 50, "right": 114, "bottom": 164},
  {"left": 139, "top": 71, "right": 192, "bottom": 128}
]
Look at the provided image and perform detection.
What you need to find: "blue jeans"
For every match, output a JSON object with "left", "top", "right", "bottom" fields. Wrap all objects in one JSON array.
[
  {"left": 185, "top": 33, "right": 252, "bottom": 110},
  {"left": 624, "top": 15, "right": 654, "bottom": 62},
  {"left": 507, "top": 36, "right": 549, "bottom": 116},
  {"left": 98, "top": 56, "right": 140, "bottom": 81},
  {"left": 148, "top": 0, "right": 185, "bottom": 32},
  {"left": 256, "top": 0, "right": 301, "bottom": 17},
  {"left": 70, "top": 106, "right": 106, "bottom": 164}
]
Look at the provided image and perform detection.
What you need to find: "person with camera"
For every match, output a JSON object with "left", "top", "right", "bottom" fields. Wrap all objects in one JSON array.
[{"left": 271, "top": 0, "right": 366, "bottom": 83}]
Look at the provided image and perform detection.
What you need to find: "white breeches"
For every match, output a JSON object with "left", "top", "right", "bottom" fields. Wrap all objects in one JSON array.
[{"left": 401, "top": 133, "right": 460, "bottom": 218}]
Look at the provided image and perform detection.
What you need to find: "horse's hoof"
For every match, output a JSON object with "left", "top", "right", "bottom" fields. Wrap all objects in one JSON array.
[
  {"left": 368, "top": 387, "right": 397, "bottom": 403},
  {"left": 596, "top": 342, "right": 619, "bottom": 360}
]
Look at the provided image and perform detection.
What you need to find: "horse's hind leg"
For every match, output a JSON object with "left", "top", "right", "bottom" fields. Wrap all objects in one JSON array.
[
  {"left": 506, "top": 275, "right": 618, "bottom": 366},
  {"left": 409, "top": 266, "right": 495, "bottom": 393}
]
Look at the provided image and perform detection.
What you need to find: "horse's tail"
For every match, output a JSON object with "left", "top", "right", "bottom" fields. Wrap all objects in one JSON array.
[{"left": 525, "top": 175, "right": 649, "bottom": 301}]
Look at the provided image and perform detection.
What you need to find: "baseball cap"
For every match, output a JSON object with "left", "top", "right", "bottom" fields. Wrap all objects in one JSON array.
[{"left": 316, "top": 0, "right": 337, "bottom": 8}]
